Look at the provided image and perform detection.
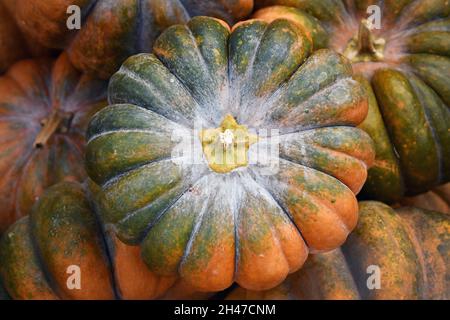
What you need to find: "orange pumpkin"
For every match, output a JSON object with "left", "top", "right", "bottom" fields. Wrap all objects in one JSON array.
[
  {"left": 0, "top": 1, "right": 50, "bottom": 73},
  {"left": 0, "top": 1, "right": 27, "bottom": 73},
  {"left": 0, "top": 53, "right": 107, "bottom": 233},
  {"left": 3, "top": 0, "right": 254, "bottom": 78}
]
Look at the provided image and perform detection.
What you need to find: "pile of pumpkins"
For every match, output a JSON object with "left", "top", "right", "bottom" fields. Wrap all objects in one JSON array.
[{"left": 0, "top": 0, "right": 448, "bottom": 300}]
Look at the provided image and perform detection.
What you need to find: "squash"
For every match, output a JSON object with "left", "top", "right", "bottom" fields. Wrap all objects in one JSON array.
[
  {"left": 85, "top": 16, "right": 375, "bottom": 292},
  {"left": 399, "top": 183, "right": 450, "bottom": 214},
  {"left": 0, "top": 1, "right": 50, "bottom": 73},
  {"left": 253, "top": 0, "right": 450, "bottom": 203},
  {"left": 0, "top": 53, "right": 107, "bottom": 234},
  {"left": 228, "top": 201, "right": 450, "bottom": 300},
  {"left": 2, "top": 0, "right": 254, "bottom": 79},
  {"left": 0, "top": 1, "right": 27, "bottom": 73},
  {"left": 0, "top": 181, "right": 207, "bottom": 300}
]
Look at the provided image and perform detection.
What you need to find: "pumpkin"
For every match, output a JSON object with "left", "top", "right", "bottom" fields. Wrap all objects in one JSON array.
[
  {"left": 398, "top": 182, "right": 450, "bottom": 214},
  {"left": 2, "top": 0, "right": 254, "bottom": 79},
  {"left": 0, "top": 1, "right": 27, "bottom": 73},
  {"left": 228, "top": 201, "right": 450, "bottom": 300},
  {"left": 253, "top": 0, "right": 450, "bottom": 203},
  {"left": 85, "top": 16, "right": 375, "bottom": 292},
  {"left": 0, "top": 181, "right": 209, "bottom": 300},
  {"left": 0, "top": 53, "right": 107, "bottom": 234},
  {"left": 0, "top": 1, "right": 50, "bottom": 73}
]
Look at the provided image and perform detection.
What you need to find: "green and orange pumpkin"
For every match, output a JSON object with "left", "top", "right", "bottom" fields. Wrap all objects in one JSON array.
[
  {"left": 3, "top": 191, "right": 448, "bottom": 300},
  {"left": 85, "top": 16, "right": 376, "bottom": 292},
  {"left": 253, "top": 0, "right": 450, "bottom": 203},
  {"left": 2, "top": 0, "right": 254, "bottom": 78},
  {"left": 228, "top": 201, "right": 450, "bottom": 300},
  {"left": 0, "top": 53, "right": 107, "bottom": 234},
  {"left": 0, "top": 181, "right": 206, "bottom": 300}
]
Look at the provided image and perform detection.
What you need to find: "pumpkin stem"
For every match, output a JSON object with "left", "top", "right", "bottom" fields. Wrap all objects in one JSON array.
[
  {"left": 343, "top": 19, "right": 385, "bottom": 63},
  {"left": 34, "top": 110, "right": 73, "bottom": 148},
  {"left": 357, "top": 19, "right": 377, "bottom": 55},
  {"left": 200, "top": 114, "right": 258, "bottom": 174}
]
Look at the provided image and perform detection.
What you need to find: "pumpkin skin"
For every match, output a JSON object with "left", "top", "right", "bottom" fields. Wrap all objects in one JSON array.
[
  {"left": 2, "top": 0, "right": 254, "bottom": 79},
  {"left": 228, "top": 201, "right": 450, "bottom": 300},
  {"left": 0, "top": 1, "right": 27, "bottom": 73},
  {"left": 0, "top": 181, "right": 205, "bottom": 300},
  {"left": 0, "top": 1, "right": 52, "bottom": 74},
  {"left": 399, "top": 183, "right": 450, "bottom": 214},
  {"left": 253, "top": 0, "right": 450, "bottom": 203},
  {"left": 0, "top": 53, "right": 107, "bottom": 234},
  {"left": 86, "top": 16, "right": 375, "bottom": 292}
]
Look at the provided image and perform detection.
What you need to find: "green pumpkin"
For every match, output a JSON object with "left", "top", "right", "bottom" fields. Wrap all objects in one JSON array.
[
  {"left": 3, "top": 0, "right": 253, "bottom": 78},
  {"left": 86, "top": 16, "right": 376, "bottom": 292},
  {"left": 228, "top": 201, "right": 450, "bottom": 300},
  {"left": 254, "top": 0, "right": 450, "bottom": 203},
  {"left": 0, "top": 181, "right": 208, "bottom": 300}
]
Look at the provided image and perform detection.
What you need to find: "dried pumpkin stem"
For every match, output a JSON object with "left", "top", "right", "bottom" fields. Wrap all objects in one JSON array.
[{"left": 34, "top": 110, "right": 65, "bottom": 148}]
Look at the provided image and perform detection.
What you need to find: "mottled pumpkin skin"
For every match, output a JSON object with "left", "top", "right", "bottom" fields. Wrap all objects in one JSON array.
[
  {"left": 2, "top": 0, "right": 253, "bottom": 79},
  {"left": 0, "top": 53, "right": 107, "bottom": 234},
  {"left": 228, "top": 201, "right": 450, "bottom": 300},
  {"left": 253, "top": 0, "right": 450, "bottom": 203},
  {"left": 86, "top": 16, "right": 375, "bottom": 292},
  {"left": 0, "top": 181, "right": 201, "bottom": 300}
]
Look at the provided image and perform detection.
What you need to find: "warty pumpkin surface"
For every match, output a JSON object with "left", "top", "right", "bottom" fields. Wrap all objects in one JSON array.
[
  {"left": 2, "top": 0, "right": 254, "bottom": 79},
  {"left": 228, "top": 201, "right": 450, "bottom": 300},
  {"left": 0, "top": 53, "right": 107, "bottom": 234},
  {"left": 0, "top": 181, "right": 206, "bottom": 300},
  {"left": 253, "top": 0, "right": 450, "bottom": 203},
  {"left": 85, "top": 16, "right": 375, "bottom": 292}
]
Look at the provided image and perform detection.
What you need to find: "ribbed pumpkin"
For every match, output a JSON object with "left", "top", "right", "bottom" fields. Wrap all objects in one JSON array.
[
  {"left": 399, "top": 183, "right": 450, "bottom": 214},
  {"left": 85, "top": 16, "right": 375, "bottom": 292},
  {"left": 2, "top": 0, "right": 254, "bottom": 79},
  {"left": 228, "top": 201, "right": 450, "bottom": 300},
  {"left": 0, "top": 53, "right": 107, "bottom": 234},
  {"left": 253, "top": 0, "right": 450, "bottom": 203},
  {"left": 0, "top": 181, "right": 205, "bottom": 300}
]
